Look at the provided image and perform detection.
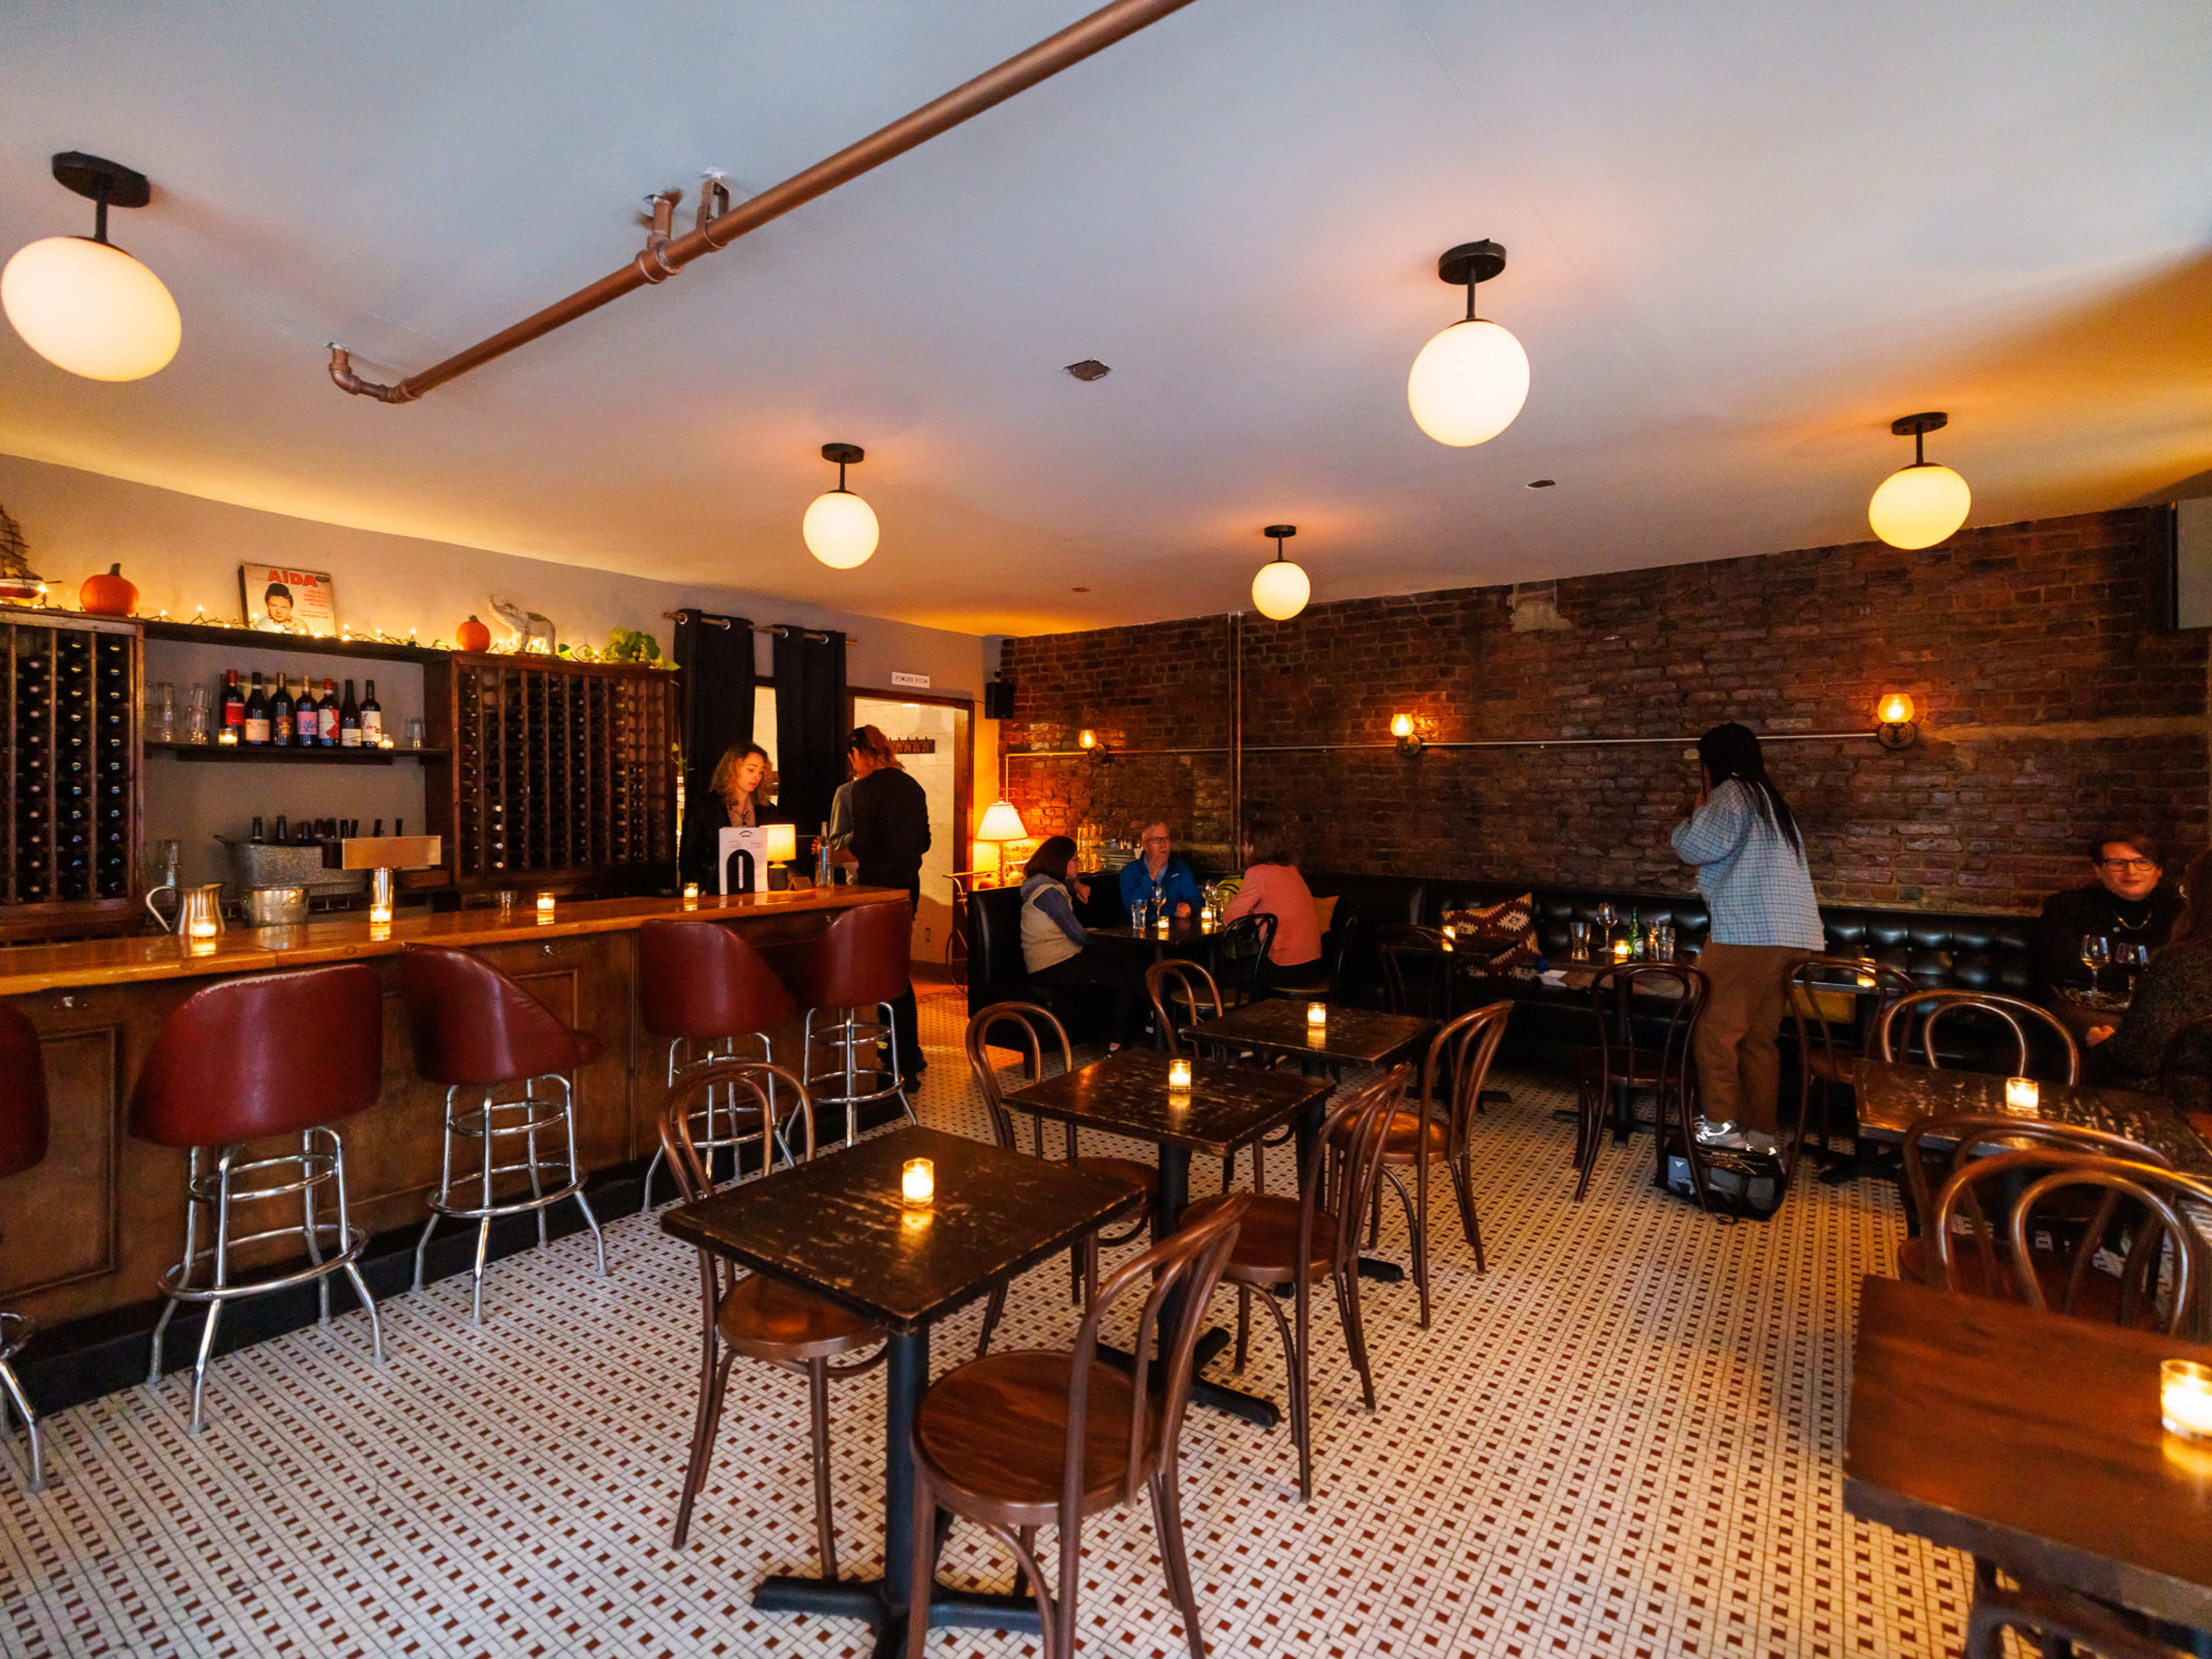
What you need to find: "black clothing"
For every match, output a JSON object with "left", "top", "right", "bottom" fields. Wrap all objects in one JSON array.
[
  {"left": 1030, "top": 946, "right": 1148, "bottom": 1048},
  {"left": 677, "top": 794, "right": 782, "bottom": 891},
  {"left": 2032, "top": 883, "right": 2183, "bottom": 994},
  {"left": 850, "top": 767, "right": 931, "bottom": 898},
  {"left": 2086, "top": 937, "right": 2212, "bottom": 1115}
]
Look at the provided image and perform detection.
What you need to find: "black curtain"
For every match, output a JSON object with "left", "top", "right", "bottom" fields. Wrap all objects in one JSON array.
[
  {"left": 675, "top": 605, "right": 753, "bottom": 815},
  {"left": 773, "top": 625, "right": 847, "bottom": 840}
]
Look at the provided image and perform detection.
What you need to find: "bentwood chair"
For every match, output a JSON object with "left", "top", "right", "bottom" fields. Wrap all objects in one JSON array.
[
  {"left": 0, "top": 1004, "right": 50, "bottom": 1486},
  {"left": 1784, "top": 956, "right": 1919, "bottom": 1162},
  {"left": 1179, "top": 1069, "right": 1406, "bottom": 1503},
  {"left": 1335, "top": 1000, "right": 1512, "bottom": 1325},
  {"left": 1145, "top": 961, "right": 1287, "bottom": 1196},
  {"left": 905, "top": 1194, "right": 1251, "bottom": 1659},
  {"left": 1377, "top": 925, "right": 1450, "bottom": 1020},
  {"left": 135, "top": 965, "right": 387, "bottom": 1434},
  {"left": 1571, "top": 963, "right": 1707, "bottom": 1202},
  {"left": 1210, "top": 912, "right": 1276, "bottom": 1010},
  {"left": 1873, "top": 989, "right": 2081, "bottom": 1082},
  {"left": 658, "top": 1062, "right": 888, "bottom": 1569},
  {"left": 965, "top": 1003, "right": 1155, "bottom": 1357}
]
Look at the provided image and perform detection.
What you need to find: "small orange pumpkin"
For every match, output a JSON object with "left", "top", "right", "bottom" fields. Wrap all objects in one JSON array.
[
  {"left": 456, "top": 614, "right": 491, "bottom": 653},
  {"left": 78, "top": 563, "right": 137, "bottom": 616}
]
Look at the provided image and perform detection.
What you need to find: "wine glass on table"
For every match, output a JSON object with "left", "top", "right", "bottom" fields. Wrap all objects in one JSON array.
[
  {"left": 2079, "top": 934, "right": 2110, "bottom": 1000},
  {"left": 1594, "top": 903, "right": 1617, "bottom": 953},
  {"left": 2112, "top": 940, "right": 2147, "bottom": 1002}
]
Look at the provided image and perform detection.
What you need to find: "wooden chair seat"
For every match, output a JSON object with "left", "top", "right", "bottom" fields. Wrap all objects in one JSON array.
[
  {"left": 1326, "top": 1108, "right": 1449, "bottom": 1165},
  {"left": 717, "top": 1270, "right": 885, "bottom": 1362},
  {"left": 1572, "top": 1046, "right": 1669, "bottom": 1086},
  {"left": 1266, "top": 965, "right": 1331, "bottom": 998},
  {"left": 1181, "top": 1191, "right": 1338, "bottom": 1282},
  {"left": 913, "top": 1350, "right": 1156, "bottom": 1518},
  {"left": 1896, "top": 1236, "right": 2152, "bottom": 1329},
  {"left": 1071, "top": 1154, "right": 1159, "bottom": 1201}
]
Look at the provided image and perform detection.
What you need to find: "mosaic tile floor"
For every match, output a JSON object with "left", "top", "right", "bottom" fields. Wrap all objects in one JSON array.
[{"left": 0, "top": 986, "right": 1976, "bottom": 1657}]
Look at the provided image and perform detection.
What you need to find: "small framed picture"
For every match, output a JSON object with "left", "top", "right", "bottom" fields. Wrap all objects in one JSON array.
[{"left": 239, "top": 562, "right": 337, "bottom": 635}]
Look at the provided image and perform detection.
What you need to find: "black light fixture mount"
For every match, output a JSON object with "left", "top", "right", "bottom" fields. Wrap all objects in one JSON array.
[
  {"left": 821, "top": 441, "right": 864, "bottom": 483},
  {"left": 50, "top": 151, "right": 151, "bottom": 244},
  {"left": 1437, "top": 239, "right": 1507, "bottom": 317},
  {"left": 1892, "top": 410, "right": 1946, "bottom": 458}
]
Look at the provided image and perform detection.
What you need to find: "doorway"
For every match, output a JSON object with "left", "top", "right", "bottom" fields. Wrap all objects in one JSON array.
[{"left": 850, "top": 692, "right": 972, "bottom": 968}]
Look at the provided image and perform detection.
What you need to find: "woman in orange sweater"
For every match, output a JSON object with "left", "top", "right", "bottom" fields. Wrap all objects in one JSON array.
[{"left": 1220, "top": 813, "right": 1322, "bottom": 967}]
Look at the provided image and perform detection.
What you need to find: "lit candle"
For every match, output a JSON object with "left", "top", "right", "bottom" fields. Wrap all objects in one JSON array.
[
  {"left": 187, "top": 919, "right": 219, "bottom": 941},
  {"left": 1857, "top": 974, "right": 1877, "bottom": 990},
  {"left": 1307, "top": 1002, "right": 1327, "bottom": 1028},
  {"left": 2162, "top": 1359, "right": 2212, "bottom": 1441},
  {"left": 536, "top": 892, "right": 556, "bottom": 923},
  {"left": 187, "top": 936, "right": 218, "bottom": 957},
  {"left": 1613, "top": 938, "right": 1632, "bottom": 962},
  {"left": 1156, "top": 915, "right": 1171, "bottom": 937},
  {"left": 217, "top": 727, "right": 237, "bottom": 747},
  {"left": 1167, "top": 1057, "right": 1192, "bottom": 1090},
  {"left": 2005, "top": 1076, "right": 2040, "bottom": 1113},
  {"left": 682, "top": 882, "right": 700, "bottom": 910},
  {"left": 368, "top": 919, "right": 392, "bottom": 941},
  {"left": 902, "top": 1157, "right": 934, "bottom": 1206},
  {"left": 369, "top": 902, "right": 393, "bottom": 925}
]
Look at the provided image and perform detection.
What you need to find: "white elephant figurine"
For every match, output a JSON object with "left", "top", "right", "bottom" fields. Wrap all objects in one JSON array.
[{"left": 488, "top": 594, "right": 556, "bottom": 654}]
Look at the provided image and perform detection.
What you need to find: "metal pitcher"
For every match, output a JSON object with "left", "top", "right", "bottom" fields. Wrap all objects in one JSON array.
[{"left": 146, "top": 881, "right": 225, "bottom": 937}]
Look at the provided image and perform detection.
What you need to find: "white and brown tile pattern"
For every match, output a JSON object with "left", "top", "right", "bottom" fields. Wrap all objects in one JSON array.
[{"left": 1, "top": 988, "right": 1974, "bottom": 1656}]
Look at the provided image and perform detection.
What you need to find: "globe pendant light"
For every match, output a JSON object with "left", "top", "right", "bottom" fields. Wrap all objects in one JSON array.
[
  {"left": 1407, "top": 240, "right": 1528, "bottom": 446},
  {"left": 1868, "top": 412, "right": 1971, "bottom": 550},
  {"left": 803, "top": 442, "right": 879, "bottom": 569},
  {"left": 1251, "top": 524, "right": 1310, "bottom": 620},
  {"left": 2, "top": 152, "right": 180, "bottom": 382}
]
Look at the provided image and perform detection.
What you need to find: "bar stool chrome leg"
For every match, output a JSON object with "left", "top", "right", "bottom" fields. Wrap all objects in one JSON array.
[
  {"left": 412, "top": 1071, "right": 608, "bottom": 1324},
  {"left": 641, "top": 1035, "right": 778, "bottom": 1207},
  {"left": 0, "top": 1309, "right": 45, "bottom": 1490},
  {"left": 802, "top": 1002, "right": 916, "bottom": 1147},
  {"left": 147, "top": 1129, "right": 383, "bottom": 1435}
]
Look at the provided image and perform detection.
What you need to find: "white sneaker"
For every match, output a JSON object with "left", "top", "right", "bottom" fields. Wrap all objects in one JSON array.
[{"left": 1694, "top": 1119, "right": 1751, "bottom": 1152}]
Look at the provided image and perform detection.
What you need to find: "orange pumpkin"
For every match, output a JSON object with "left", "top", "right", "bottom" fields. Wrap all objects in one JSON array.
[
  {"left": 456, "top": 614, "right": 491, "bottom": 653},
  {"left": 78, "top": 563, "right": 137, "bottom": 616}
]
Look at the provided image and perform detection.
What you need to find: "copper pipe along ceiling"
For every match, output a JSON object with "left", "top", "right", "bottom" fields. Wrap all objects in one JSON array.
[{"left": 329, "top": 0, "right": 1203, "bottom": 403}]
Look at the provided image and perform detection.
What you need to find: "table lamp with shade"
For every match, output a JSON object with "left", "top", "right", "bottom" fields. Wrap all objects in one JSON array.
[{"left": 976, "top": 800, "right": 1028, "bottom": 885}]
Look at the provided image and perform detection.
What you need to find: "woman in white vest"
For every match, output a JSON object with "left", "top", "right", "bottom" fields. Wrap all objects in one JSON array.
[{"left": 1021, "top": 835, "right": 1146, "bottom": 1049}]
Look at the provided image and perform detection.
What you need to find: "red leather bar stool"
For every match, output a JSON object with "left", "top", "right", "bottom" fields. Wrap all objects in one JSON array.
[
  {"left": 795, "top": 899, "right": 919, "bottom": 1147},
  {"left": 0, "top": 1003, "right": 51, "bottom": 1487},
  {"left": 134, "top": 965, "right": 387, "bottom": 1435},
  {"left": 400, "top": 945, "right": 609, "bottom": 1322},
  {"left": 638, "top": 919, "right": 797, "bottom": 1206}
]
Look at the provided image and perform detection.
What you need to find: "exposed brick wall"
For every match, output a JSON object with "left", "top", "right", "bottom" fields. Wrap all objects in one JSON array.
[{"left": 999, "top": 509, "right": 2208, "bottom": 915}]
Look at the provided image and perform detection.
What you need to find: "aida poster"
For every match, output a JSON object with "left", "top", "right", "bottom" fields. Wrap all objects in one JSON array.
[{"left": 238, "top": 563, "right": 338, "bottom": 635}]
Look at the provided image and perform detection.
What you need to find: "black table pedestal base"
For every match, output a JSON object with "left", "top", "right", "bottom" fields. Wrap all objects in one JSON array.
[
  {"left": 755, "top": 1574, "right": 1041, "bottom": 1657},
  {"left": 1097, "top": 1325, "right": 1282, "bottom": 1427}
]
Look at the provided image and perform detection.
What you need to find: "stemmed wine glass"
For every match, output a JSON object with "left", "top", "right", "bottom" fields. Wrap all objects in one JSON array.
[
  {"left": 1594, "top": 902, "right": 1616, "bottom": 950},
  {"left": 2112, "top": 941, "right": 2149, "bottom": 1001},
  {"left": 2080, "top": 934, "right": 2111, "bottom": 998}
]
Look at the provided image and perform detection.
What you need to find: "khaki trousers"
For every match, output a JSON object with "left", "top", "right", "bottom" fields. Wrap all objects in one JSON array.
[{"left": 1694, "top": 942, "right": 1813, "bottom": 1134}]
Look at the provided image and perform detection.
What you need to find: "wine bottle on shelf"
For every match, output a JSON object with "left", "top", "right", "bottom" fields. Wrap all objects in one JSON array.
[
  {"left": 272, "top": 815, "right": 289, "bottom": 843},
  {"left": 339, "top": 680, "right": 361, "bottom": 747},
  {"left": 295, "top": 679, "right": 318, "bottom": 745},
  {"left": 271, "top": 675, "right": 294, "bottom": 746},
  {"left": 360, "top": 679, "right": 382, "bottom": 745},
  {"left": 319, "top": 678, "right": 340, "bottom": 746},
  {"left": 221, "top": 669, "right": 244, "bottom": 735},
  {"left": 251, "top": 816, "right": 266, "bottom": 844},
  {"left": 372, "top": 819, "right": 384, "bottom": 837},
  {"left": 243, "top": 672, "right": 271, "bottom": 745}
]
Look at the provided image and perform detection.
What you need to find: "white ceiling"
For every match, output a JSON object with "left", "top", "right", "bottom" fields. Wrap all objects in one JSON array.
[{"left": 2, "top": 0, "right": 2209, "bottom": 635}]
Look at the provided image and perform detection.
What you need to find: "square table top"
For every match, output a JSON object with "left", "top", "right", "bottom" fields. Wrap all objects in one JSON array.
[
  {"left": 1091, "top": 918, "right": 1224, "bottom": 951},
  {"left": 1845, "top": 1273, "right": 2212, "bottom": 1629},
  {"left": 1850, "top": 1058, "right": 2212, "bottom": 1179},
  {"left": 1193, "top": 1000, "right": 1437, "bottom": 1070},
  {"left": 1003, "top": 1047, "right": 1334, "bottom": 1158},
  {"left": 660, "top": 1126, "right": 1143, "bottom": 1334}
]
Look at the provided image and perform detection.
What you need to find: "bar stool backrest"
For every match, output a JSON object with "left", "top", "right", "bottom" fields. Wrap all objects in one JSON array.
[
  {"left": 799, "top": 899, "right": 911, "bottom": 1010},
  {"left": 400, "top": 944, "right": 585, "bottom": 1086},
  {"left": 964, "top": 1001, "right": 1073, "bottom": 1160},
  {"left": 1930, "top": 1146, "right": 2211, "bottom": 1336},
  {"left": 132, "top": 964, "right": 383, "bottom": 1147},
  {"left": 0, "top": 1002, "right": 48, "bottom": 1180},
  {"left": 1146, "top": 959, "right": 1222, "bottom": 1052},
  {"left": 1874, "top": 989, "right": 2081, "bottom": 1082},
  {"left": 639, "top": 918, "right": 797, "bottom": 1039}
]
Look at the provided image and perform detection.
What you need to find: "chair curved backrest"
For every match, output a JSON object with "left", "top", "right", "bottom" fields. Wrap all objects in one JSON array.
[
  {"left": 1422, "top": 1000, "right": 1514, "bottom": 1160},
  {"left": 1586, "top": 962, "right": 1708, "bottom": 1097},
  {"left": 1065, "top": 1191, "right": 1249, "bottom": 1518},
  {"left": 658, "top": 1059, "right": 815, "bottom": 1317},
  {"left": 1377, "top": 924, "right": 1446, "bottom": 1017},
  {"left": 1930, "top": 1147, "right": 2210, "bottom": 1336},
  {"left": 963, "top": 1002, "right": 1071, "bottom": 1159},
  {"left": 0, "top": 1001, "right": 50, "bottom": 1181},
  {"left": 1786, "top": 955, "right": 1918, "bottom": 1070},
  {"left": 1873, "top": 989, "right": 2081, "bottom": 1083},
  {"left": 1215, "top": 912, "right": 1277, "bottom": 1001},
  {"left": 1303, "top": 1066, "right": 1411, "bottom": 1282},
  {"left": 639, "top": 918, "right": 797, "bottom": 1040},
  {"left": 1145, "top": 960, "right": 1223, "bottom": 1052},
  {"left": 2159, "top": 1013, "right": 2212, "bottom": 1114}
]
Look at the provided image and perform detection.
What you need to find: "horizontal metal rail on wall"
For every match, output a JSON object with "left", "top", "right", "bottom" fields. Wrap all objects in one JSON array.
[{"left": 1006, "top": 730, "right": 1880, "bottom": 757}]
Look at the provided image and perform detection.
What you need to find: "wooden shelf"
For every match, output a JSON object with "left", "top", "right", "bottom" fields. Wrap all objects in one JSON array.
[
  {"left": 141, "top": 618, "right": 450, "bottom": 665},
  {"left": 144, "top": 740, "right": 451, "bottom": 766}
]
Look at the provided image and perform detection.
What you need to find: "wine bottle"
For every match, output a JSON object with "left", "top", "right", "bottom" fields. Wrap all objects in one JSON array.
[
  {"left": 320, "top": 678, "right": 340, "bottom": 746},
  {"left": 273, "top": 815, "right": 289, "bottom": 843},
  {"left": 339, "top": 679, "right": 361, "bottom": 748},
  {"left": 243, "top": 672, "right": 271, "bottom": 745},
  {"left": 295, "top": 678, "right": 318, "bottom": 745},
  {"left": 221, "top": 669, "right": 244, "bottom": 734},
  {"left": 360, "top": 679, "right": 382, "bottom": 745},
  {"left": 271, "top": 675, "right": 294, "bottom": 746},
  {"left": 251, "top": 816, "right": 266, "bottom": 844}
]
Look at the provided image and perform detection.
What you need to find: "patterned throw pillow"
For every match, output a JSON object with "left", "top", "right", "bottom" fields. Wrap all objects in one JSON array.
[{"left": 1442, "top": 892, "right": 1543, "bottom": 979}]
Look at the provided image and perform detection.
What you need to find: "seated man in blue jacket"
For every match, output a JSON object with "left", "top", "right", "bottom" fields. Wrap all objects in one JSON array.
[{"left": 1118, "top": 821, "right": 1205, "bottom": 919}]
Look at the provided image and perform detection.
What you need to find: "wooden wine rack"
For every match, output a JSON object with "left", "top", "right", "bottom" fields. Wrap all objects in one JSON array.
[
  {"left": 0, "top": 612, "right": 141, "bottom": 942},
  {"left": 424, "top": 654, "right": 679, "bottom": 897}
]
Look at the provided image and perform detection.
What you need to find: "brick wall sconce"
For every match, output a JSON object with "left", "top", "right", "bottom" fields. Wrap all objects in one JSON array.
[
  {"left": 1390, "top": 714, "right": 1425, "bottom": 756},
  {"left": 1875, "top": 694, "right": 1918, "bottom": 751}
]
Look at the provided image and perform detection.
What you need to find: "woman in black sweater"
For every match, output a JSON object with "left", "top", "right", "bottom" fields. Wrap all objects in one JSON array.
[{"left": 2086, "top": 846, "right": 2212, "bottom": 1118}]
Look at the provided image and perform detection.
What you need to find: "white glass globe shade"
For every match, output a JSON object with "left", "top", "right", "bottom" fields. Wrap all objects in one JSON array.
[
  {"left": 1251, "top": 558, "right": 1310, "bottom": 621},
  {"left": 3, "top": 236, "right": 180, "bottom": 381},
  {"left": 1868, "top": 462, "right": 1971, "bottom": 550},
  {"left": 1407, "top": 317, "right": 1529, "bottom": 446},
  {"left": 803, "top": 488, "right": 879, "bottom": 569}
]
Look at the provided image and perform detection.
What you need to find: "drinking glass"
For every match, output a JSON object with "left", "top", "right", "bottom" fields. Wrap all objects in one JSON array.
[
  {"left": 405, "top": 715, "right": 426, "bottom": 749},
  {"left": 1594, "top": 903, "right": 1617, "bottom": 946},
  {"left": 1130, "top": 902, "right": 1145, "bottom": 931},
  {"left": 2080, "top": 934, "right": 2109, "bottom": 997},
  {"left": 1654, "top": 923, "right": 1676, "bottom": 960},
  {"left": 2112, "top": 941, "right": 2148, "bottom": 1001},
  {"left": 1568, "top": 921, "right": 1592, "bottom": 961},
  {"left": 184, "top": 684, "right": 210, "bottom": 744}
]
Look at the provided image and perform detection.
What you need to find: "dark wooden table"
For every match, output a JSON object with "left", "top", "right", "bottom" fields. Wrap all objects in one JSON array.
[
  {"left": 1003, "top": 1046, "right": 1334, "bottom": 1427},
  {"left": 1192, "top": 998, "right": 1437, "bottom": 1071},
  {"left": 1851, "top": 1058, "right": 2212, "bottom": 1179},
  {"left": 1846, "top": 1273, "right": 2212, "bottom": 1632},
  {"left": 662, "top": 1125, "right": 1144, "bottom": 1657},
  {"left": 1091, "top": 916, "right": 1228, "bottom": 968}
]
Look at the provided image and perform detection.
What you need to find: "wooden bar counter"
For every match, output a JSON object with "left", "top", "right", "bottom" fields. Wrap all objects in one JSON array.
[{"left": 0, "top": 886, "right": 906, "bottom": 1330}]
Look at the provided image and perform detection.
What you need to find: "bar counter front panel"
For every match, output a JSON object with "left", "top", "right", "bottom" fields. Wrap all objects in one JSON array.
[{"left": 0, "top": 887, "right": 907, "bottom": 1328}]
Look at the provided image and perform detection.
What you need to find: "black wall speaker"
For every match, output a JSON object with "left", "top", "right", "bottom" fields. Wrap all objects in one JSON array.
[{"left": 984, "top": 679, "right": 1014, "bottom": 719}]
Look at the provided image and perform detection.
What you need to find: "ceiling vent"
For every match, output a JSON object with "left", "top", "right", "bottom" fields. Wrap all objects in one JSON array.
[{"left": 1064, "top": 359, "right": 1111, "bottom": 382}]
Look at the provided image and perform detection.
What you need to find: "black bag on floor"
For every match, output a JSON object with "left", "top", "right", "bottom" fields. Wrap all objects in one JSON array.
[{"left": 1664, "top": 1146, "right": 1789, "bottom": 1221}]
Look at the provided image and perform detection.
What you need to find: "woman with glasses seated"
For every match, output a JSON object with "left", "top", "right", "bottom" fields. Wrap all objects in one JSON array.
[
  {"left": 2083, "top": 846, "right": 2212, "bottom": 1116},
  {"left": 2032, "top": 831, "right": 2182, "bottom": 998}
]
